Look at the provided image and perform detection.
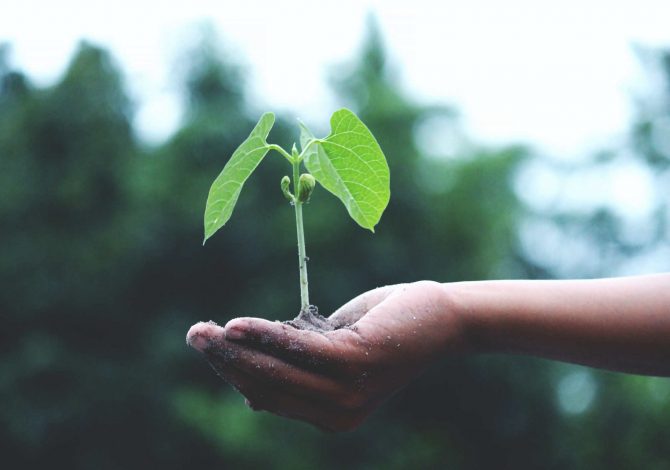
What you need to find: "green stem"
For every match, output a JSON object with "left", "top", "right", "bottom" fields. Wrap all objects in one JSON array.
[
  {"left": 292, "top": 158, "right": 310, "bottom": 310},
  {"left": 298, "top": 138, "right": 321, "bottom": 159},
  {"left": 267, "top": 144, "right": 294, "bottom": 164}
]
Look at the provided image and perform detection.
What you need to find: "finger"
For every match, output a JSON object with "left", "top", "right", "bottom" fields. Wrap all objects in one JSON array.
[
  {"left": 189, "top": 320, "right": 353, "bottom": 402},
  {"left": 354, "top": 290, "right": 409, "bottom": 339},
  {"left": 186, "top": 321, "right": 226, "bottom": 352},
  {"left": 327, "top": 285, "right": 399, "bottom": 328},
  {"left": 224, "top": 317, "right": 352, "bottom": 368},
  {"left": 209, "top": 351, "right": 367, "bottom": 432},
  {"left": 204, "top": 335, "right": 349, "bottom": 405}
]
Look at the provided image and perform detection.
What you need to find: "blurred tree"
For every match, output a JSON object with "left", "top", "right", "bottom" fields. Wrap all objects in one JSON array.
[
  {"left": 633, "top": 50, "right": 670, "bottom": 170},
  {"left": 0, "top": 42, "right": 224, "bottom": 468},
  {"left": 516, "top": 48, "right": 670, "bottom": 280}
]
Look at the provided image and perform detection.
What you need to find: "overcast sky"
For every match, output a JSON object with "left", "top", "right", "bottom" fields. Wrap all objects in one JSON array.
[{"left": 2, "top": 0, "right": 670, "bottom": 157}]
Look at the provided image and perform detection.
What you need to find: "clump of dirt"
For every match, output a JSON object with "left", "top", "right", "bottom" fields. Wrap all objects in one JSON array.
[{"left": 285, "top": 305, "right": 341, "bottom": 333}]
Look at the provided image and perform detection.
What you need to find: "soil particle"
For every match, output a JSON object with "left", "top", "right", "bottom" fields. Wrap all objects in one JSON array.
[{"left": 284, "top": 305, "right": 343, "bottom": 333}]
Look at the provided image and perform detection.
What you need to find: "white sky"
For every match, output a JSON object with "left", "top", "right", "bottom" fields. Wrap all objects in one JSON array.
[{"left": 2, "top": 0, "right": 670, "bottom": 157}]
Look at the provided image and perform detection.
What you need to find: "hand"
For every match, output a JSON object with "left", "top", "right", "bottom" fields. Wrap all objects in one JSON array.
[{"left": 186, "top": 281, "right": 468, "bottom": 432}]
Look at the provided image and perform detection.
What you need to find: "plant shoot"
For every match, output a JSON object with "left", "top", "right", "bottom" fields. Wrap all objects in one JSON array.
[{"left": 203, "top": 109, "right": 390, "bottom": 320}]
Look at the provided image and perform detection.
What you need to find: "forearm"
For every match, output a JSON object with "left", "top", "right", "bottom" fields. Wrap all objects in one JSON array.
[{"left": 447, "top": 274, "right": 670, "bottom": 376}]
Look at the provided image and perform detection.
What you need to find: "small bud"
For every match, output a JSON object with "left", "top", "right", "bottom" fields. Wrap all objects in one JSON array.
[
  {"left": 297, "top": 173, "right": 316, "bottom": 203},
  {"left": 291, "top": 143, "right": 299, "bottom": 159},
  {"left": 280, "top": 176, "right": 294, "bottom": 202}
]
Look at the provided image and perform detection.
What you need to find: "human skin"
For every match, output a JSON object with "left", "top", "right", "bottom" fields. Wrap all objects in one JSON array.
[{"left": 186, "top": 274, "right": 670, "bottom": 432}]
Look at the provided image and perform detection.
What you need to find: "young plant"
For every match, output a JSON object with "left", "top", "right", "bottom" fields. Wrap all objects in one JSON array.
[{"left": 203, "top": 109, "right": 390, "bottom": 327}]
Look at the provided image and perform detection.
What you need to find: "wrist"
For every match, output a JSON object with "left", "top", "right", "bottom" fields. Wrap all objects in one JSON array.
[
  {"left": 440, "top": 281, "right": 494, "bottom": 355},
  {"left": 429, "top": 281, "right": 480, "bottom": 355}
]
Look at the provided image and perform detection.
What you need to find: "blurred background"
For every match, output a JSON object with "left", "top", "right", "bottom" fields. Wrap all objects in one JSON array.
[{"left": 1, "top": 1, "right": 670, "bottom": 468}]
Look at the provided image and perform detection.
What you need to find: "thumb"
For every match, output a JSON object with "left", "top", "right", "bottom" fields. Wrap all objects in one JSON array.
[{"left": 328, "top": 285, "right": 399, "bottom": 328}]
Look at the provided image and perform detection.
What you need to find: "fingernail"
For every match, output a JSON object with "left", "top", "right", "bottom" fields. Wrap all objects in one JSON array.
[
  {"left": 225, "top": 326, "right": 246, "bottom": 341},
  {"left": 186, "top": 333, "right": 211, "bottom": 353},
  {"left": 186, "top": 323, "right": 214, "bottom": 353}
]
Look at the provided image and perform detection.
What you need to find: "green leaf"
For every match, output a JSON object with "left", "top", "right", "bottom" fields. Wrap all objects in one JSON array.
[
  {"left": 300, "top": 108, "right": 390, "bottom": 231},
  {"left": 203, "top": 112, "right": 275, "bottom": 243}
]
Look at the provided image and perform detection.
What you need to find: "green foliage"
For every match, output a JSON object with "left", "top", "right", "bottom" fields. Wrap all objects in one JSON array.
[
  {"left": 203, "top": 112, "right": 275, "bottom": 242},
  {"left": 203, "top": 108, "right": 390, "bottom": 241},
  {"left": 300, "top": 109, "right": 390, "bottom": 231},
  {"left": 202, "top": 107, "right": 390, "bottom": 309}
]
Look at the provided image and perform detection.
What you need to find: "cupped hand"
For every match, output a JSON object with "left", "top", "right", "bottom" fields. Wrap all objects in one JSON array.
[{"left": 186, "top": 281, "right": 468, "bottom": 432}]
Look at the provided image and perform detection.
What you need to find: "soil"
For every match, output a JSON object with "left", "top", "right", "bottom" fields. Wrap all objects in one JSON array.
[{"left": 284, "top": 305, "right": 341, "bottom": 333}]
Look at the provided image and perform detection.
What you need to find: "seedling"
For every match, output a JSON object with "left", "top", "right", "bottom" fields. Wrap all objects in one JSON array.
[{"left": 203, "top": 109, "right": 390, "bottom": 328}]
